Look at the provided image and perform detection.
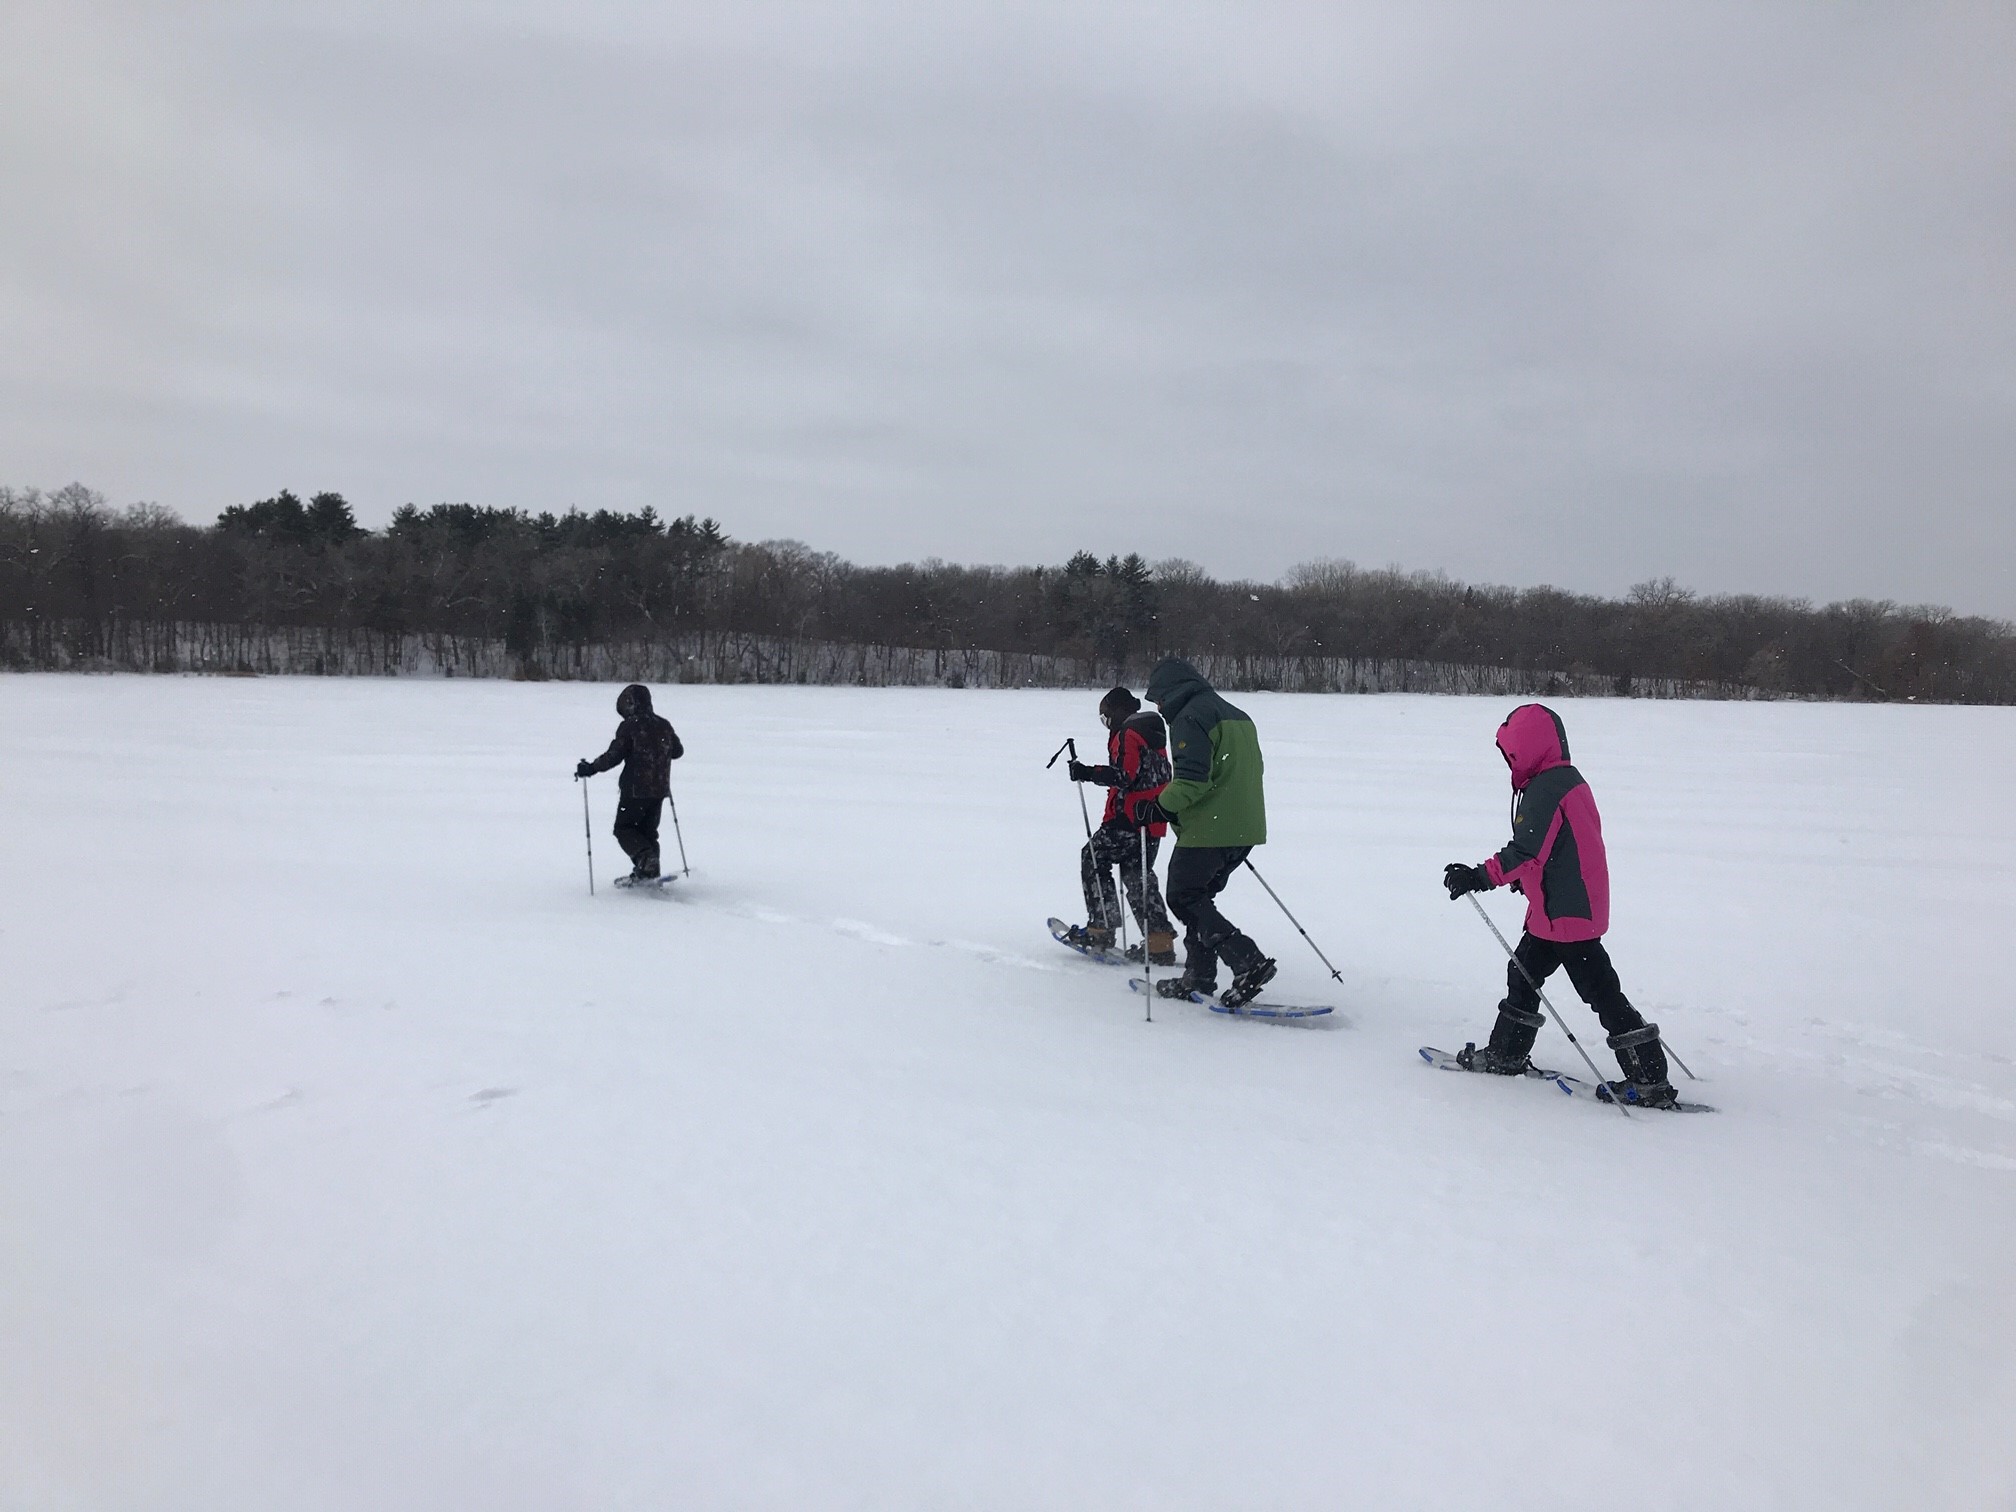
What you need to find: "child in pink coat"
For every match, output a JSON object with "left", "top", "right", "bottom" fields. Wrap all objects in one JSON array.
[{"left": 1442, "top": 704, "right": 1676, "bottom": 1107}]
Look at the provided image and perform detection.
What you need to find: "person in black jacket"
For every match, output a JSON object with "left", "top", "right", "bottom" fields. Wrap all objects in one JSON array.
[{"left": 575, "top": 684, "right": 683, "bottom": 880}]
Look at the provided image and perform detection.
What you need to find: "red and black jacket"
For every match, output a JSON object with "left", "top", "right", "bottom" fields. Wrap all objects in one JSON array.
[{"left": 1080, "top": 712, "right": 1173, "bottom": 836}]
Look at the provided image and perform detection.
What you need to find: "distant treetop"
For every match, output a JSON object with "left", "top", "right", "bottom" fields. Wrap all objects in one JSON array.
[{"left": 217, "top": 490, "right": 362, "bottom": 547}]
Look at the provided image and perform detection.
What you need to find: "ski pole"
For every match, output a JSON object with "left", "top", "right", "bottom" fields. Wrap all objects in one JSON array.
[
  {"left": 668, "top": 787, "right": 691, "bottom": 877},
  {"left": 1242, "top": 860, "right": 1343, "bottom": 983},
  {"left": 1140, "top": 822, "right": 1152, "bottom": 1023},
  {"left": 1465, "top": 895, "right": 1630, "bottom": 1119},
  {"left": 578, "top": 775, "right": 595, "bottom": 895}
]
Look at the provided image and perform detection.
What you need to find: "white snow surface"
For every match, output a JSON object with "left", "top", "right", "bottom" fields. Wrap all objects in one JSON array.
[{"left": 4, "top": 675, "right": 2014, "bottom": 1511}]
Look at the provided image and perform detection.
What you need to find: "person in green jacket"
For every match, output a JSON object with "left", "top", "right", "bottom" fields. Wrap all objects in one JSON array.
[{"left": 1138, "top": 657, "right": 1277, "bottom": 1006}]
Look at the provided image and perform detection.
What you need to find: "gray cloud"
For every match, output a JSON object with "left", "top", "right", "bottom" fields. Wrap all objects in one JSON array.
[{"left": 3, "top": 0, "right": 2012, "bottom": 612}]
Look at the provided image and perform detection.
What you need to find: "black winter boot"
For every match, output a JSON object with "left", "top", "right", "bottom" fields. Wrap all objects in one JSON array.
[
  {"left": 1220, "top": 957, "right": 1278, "bottom": 1008},
  {"left": 1162, "top": 937, "right": 1220, "bottom": 998},
  {"left": 1210, "top": 931, "right": 1275, "bottom": 1007},
  {"left": 1458, "top": 1002, "right": 1544, "bottom": 1074},
  {"left": 1600, "top": 1023, "right": 1678, "bottom": 1108},
  {"left": 1456, "top": 1041, "right": 1520, "bottom": 1074}
]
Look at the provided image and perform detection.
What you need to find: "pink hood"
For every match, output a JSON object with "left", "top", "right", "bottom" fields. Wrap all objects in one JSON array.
[{"left": 1495, "top": 704, "right": 1572, "bottom": 791}]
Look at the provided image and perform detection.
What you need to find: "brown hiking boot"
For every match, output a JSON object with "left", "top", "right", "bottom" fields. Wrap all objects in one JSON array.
[
  {"left": 1060, "top": 923, "right": 1116, "bottom": 952},
  {"left": 1145, "top": 930, "right": 1178, "bottom": 966}
]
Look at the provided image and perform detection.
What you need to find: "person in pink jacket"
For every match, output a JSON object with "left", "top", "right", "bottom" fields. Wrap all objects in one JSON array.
[{"left": 1441, "top": 703, "right": 1676, "bottom": 1107}]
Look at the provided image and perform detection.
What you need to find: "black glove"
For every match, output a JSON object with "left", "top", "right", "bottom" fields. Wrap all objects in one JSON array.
[
  {"left": 1133, "top": 797, "right": 1173, "bottom": 827},
  {"left": 575, "top": 759, "right": 595, "bottom": 779},
  {"left": 1067, "top": 760, "right": 1095, "bottom": 783},
  {"left": 1443, "top": 862, "right": 1491, "bottom": 900}
]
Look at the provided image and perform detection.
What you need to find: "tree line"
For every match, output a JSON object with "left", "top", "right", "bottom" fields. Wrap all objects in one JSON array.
[{"left": 3, "top": 481, "right": 2012, "bottom": 703}]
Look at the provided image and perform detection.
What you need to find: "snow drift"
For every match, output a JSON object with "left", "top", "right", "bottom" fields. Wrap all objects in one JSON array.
[{"left": 2, "top": 676, "right": 2012, "bottom": 1510}]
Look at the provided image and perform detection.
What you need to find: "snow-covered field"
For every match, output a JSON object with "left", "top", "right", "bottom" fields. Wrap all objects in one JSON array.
[{"left": 3, "top": 675, "right": 2013, "bottom": 1511}]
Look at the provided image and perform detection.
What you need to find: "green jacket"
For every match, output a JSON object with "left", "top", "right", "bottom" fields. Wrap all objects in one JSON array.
[{"left": 1144, "top": 658, "right": 1266, "bottom": 847}]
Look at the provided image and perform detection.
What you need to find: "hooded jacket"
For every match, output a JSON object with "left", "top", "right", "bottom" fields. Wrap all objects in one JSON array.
[
  {"left": 585, "top": 684, "right": 683, "bottom": 801},
  {"left": 1143, "top": 658, "right": 1265, "bottom": 848},
  {"left": 1481, "top": 704, "right": 1609, "bottom": 942},
  {"left": 1079, "top": 710, "right": 1173, "bottom": 835}
]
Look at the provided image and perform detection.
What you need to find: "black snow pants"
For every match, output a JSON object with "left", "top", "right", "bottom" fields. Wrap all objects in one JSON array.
[
  {"left": 1503, "top": 934, "right": 1645, "bottom": 1037},
  {"left": 1163, "top": 844, "right": 1264, "bottom": 985},
  {"left": 614, "top": 790, "right": 665, "bottom": 877},
  {"left": 1080, "top": 823, "right": 1171, "bottom": 935}
]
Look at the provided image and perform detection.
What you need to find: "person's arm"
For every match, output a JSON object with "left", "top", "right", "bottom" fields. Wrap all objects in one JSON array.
[
  {"left": 665, "top": 723, "right": 684, "bottom": 761},
  {"left": 1119, "top": 729, "right": 1173, "bottom": 825},
  {"left": 1118, "top": 727, "right": 1148, "bottom": 795},
  {"left": 582, "top": 725, "right": 630, "bottom": 775},
  {"left": 1155, "top": 710, "right": 1214, "bottom": 816},
  {"left": 1485, "top": 776, "right": 1568, "bottom": 886}
]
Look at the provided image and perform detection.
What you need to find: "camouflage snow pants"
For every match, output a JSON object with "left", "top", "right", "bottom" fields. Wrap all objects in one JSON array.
[{"left": 1080, "top": 823, "right": 1171, "bottom": 935}]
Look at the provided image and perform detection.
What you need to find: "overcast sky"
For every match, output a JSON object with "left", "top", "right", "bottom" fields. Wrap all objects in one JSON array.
[{"left": 4, "top": 0, "right": 2012, "bottom": 613}]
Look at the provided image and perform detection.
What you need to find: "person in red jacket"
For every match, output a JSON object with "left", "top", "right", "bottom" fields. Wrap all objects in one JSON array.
[
  {"left": 1442, "top": 703, "right": 1676, "bottom": 1107},
  {"left": 1062, "top": 687, "right": 1177, "bottom": 964}
]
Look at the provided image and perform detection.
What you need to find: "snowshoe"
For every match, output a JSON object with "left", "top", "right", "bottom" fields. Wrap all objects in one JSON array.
[
  {"left": 1132, "top": 979, "right": 1335, "bottom": 1020},
  {"left": 1048, "top": 918, "right": 1130, "bottom": 966},
  {"left": 1420, "top": 1045, "right": 1574, "bottom": 1095},
  {"left": 612, "top": 872, "right": 676, "bottom": 894},
  {"left": 1155, "top": 974, "right": 1215, "bottom": 1000}
]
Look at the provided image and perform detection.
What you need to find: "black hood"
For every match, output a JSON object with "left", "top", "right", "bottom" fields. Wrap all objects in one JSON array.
[
  {"left": 1145, "top": 657, "right": 1211, "bottom": 714},
  {"left": 616, "top": 683, "right": 654, "bottom": 718}
]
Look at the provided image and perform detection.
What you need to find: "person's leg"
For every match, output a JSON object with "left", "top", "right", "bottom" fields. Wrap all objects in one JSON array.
[
  {"left": 1170, "top": 846, "right": 1273, "bottom": 1003},
  {"left": 1192, "top": 846, "right": 1266, "bottom": 976},
  {"left": 614, "top": 794, "right": 664, "bottom": 877},
  {"left": 1113, "top": 829, "right": 1157, "bottom": 931},
  {"left": 1504, "top": 932, "right": 1561, "bottom": 1016},
  {"left": 1555, "top": 940, "right": 1639, "bottom": 1033},
  {"left": 1560, "top": 941, "right": 1672, "bottom": 1091},
  {"left": 612, "top": 796, "right": 650, "bottom": 871},
  {"left": 1112, "top": 829, "right": 1141, "bottom": 927},
  {"left": 1111, "top": 830, "right": 1176, "bottom": 965},
  {"left": 636, "top": 796, "right": 663, "bottom": 877},
  {"left": 1138, "top": 834, "right": 1172, "bottom": 933},
  {"left": 1464, "top": 933, "right": 1559, "bottom": 1072},
  {"left": 1079, "top": 832, "right": 1122, "bottom": 937},
  {"left": 1135, "top": 833, "right": 1176, "bottom": 961},
  {"left": 1163, "top": 846, "right": 1226, "bottom": 988}
]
